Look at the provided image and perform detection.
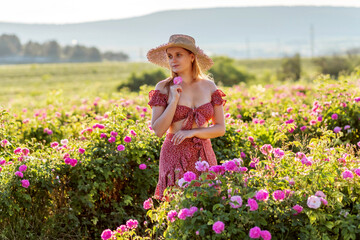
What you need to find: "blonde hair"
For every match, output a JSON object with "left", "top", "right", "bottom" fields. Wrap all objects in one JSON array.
[{"left": 165, "top": 48, "right": 213, "bottom": 91}]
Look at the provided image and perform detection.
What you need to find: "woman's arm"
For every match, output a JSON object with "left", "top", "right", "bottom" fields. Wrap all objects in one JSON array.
[
  {"left": 191, "top": 104, "right": 226, "bottom": 138},
  {"left": 171, "top": 104, "right": 226, "bottom": 145},
  {"left": 151, "top": 81, "right": 182, "bottom": 137}
]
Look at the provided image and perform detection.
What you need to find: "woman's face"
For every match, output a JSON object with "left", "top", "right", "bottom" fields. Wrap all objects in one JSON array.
[{"left": 166, "top": 47, "right": 195, "bottom": 74}]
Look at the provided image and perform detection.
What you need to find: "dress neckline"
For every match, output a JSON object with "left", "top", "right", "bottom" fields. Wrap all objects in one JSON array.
[{"left": 177, "top": 102, "right": 212, "bottom": 110}]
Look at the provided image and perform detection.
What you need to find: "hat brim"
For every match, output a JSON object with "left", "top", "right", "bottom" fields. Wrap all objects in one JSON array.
[{"left": 147, "top": 42, "right": 213, "bottom": 72}]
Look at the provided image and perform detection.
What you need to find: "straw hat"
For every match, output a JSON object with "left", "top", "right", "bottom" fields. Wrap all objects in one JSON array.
[{"left": 147, "top": 34, "right": 213, "bottom": 72}]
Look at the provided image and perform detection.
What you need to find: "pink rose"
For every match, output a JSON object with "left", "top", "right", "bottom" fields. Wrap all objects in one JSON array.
[
  {"left": 21, "top": 179, "right": 30, "bottom": 188},
  {"left": 173, "top": 76, "right": 183, "bottom": 85},
  {"left": 292, "top": 204, "right": 303, "bottom": 215},
  {"left": 272, "top": 190, "right": 285, "bottom": 201},
  {"left": 143, "top": 198, "right": 153, "bottom": 210},
  {"left": 260, "top": 230, "right": 272, "bottom": 240},
  {"left": 307, "top": 195, "right": 321, "bottom": 209},
  {"left": 342, "top": 170, "right": 354, "bottom": 179},
  {"left": 249, "top": 226, "right": 261, "bottom": 238},
  {"left": 255, "top": 189, "right": 269, "bottom": 201},
  {"left": 124, "top": 136, "right": 131, "bottom": 143},
  {"left": 212, "top": 221, "right": 225, "bottom": 234},
  {"left": 229, "top": 195, "right": 243, "bottom": 208},
  {"left": 139, "top": 164, "right": 147, "bottom": 170},
  {"left": 101, "top": 229, "right": 113, "bottom": 240},
  {"left": 126, "top": 219, "right": 138, "bottom": 229},
  {"left": 19, "top": 165, "right": 27, "bottom": 172},
  {"left": 247, "top": 198, "right": 258, "bottom": 211},
  {"left": 183, "top": 171, "right": 197, "bottom": 182},
  {"left": 117, "top": 145, "right": 125, "bottom": 151}
]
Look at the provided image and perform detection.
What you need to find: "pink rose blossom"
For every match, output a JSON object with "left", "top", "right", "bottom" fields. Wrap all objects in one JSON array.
[
  {"left": 69, "top": 158, "right": 78, "bottom": 167},
  {"left": 167, "top": 210, "right": 177, "bottom": 222},
  {"left": 212, "top": 221, "right": 225, "bottom": 234},
  {"left": 108, "top": 137, "right": 116, "bottom": 143},
  {"left": 19, "top": 165, "right": 27, "bottom": 172},
  {"left": 184, "top": 171, "right": 197, "bottom": 182},
  {"left": 100, "top": 133, "right": 107, "bottom": 138},
  {"left": 117, "top": 145, "right": 125, "bottom": 151},
  {"left": 173, "top": 76, "right": 183, "bottom": 85},
  {"left": 229, "top": 195, "right": 243, "bottom": 208},
  {"left": 247, "top": 198, "right": 258, "bottom": 211},
  {"left": 334, "top": 127, "right": 342, "bottom": 133},
  {"left": 110, "top": 131, "right": 118, "bottom": 137},
  {"left": 249, "top": 226, "right": 261, "bottom": 239},
  {"left": 309, "top": 120, "right": 317, "bottom": 126},
  {"left": 50, "top": 142, "right": 59, "bottom": 148},
  {"left": 355, "top": 168, "right": 360, "bottom": 176},
  {"left": 124, "top": 136, "right": 131, "bottom": 143},
  {"left": 101, "top": 229, "right": 113, "bottom": 240},
  {"left": 315, "top": 191, "right": 326, "bottom": 198},
  {"left": 178, "top": 208, "right": 190, "bottom": 220},
  {"left": 14, "top": 147, "right": 22, "bottom": 154},
  {"left": 273, "top": 148, "right": 285, "bottom": 159},
  {"left": 320, "top": 198, "right": 328, "bottom": 206},
  {"left": 139, "top": 164, "right": 147, "bottom": 170},
  {"left": 260, "top": 230, "right": 272, "bottom": 240},
  {"left": 300, "top": 126, "right": 307, "bottom": 131},
  {"left": 272, "top": 190, "right": 285, "bottom": 201},
  {"left": 293, "top": 204, "right": 303, "bottom": 215},
  {"left": 116, "top": 225, "right": 127, "bottom": 234},
  {"left": 331, "top": 113, "right": 338, "bottom": 120},
  {"left": 126, "top": 219, "right": 138, "bottom": 229},
  {"left": 255, "top": 189, "right": 269, "bottom": 201},
  {"left": 195, "top": 160, "right": 210, "bottom": 172},
  {"left": 130, "top": 130, "right": 137, "bottom": 136},
  {"left": 60, "top": 139, "right": 68, "bottom": 145},
  {"left": 342, "top": 170, "right": 354, "bottom": 179},
  {"left": 143, "top": 198, "right": 153, "bottom": 210},
  {"left": 307, "top": 195, "right": 321, "bottom": 209},
  {"left": 15, "top": 171, "right": 23, "bottom": 178},
  {"left": 21, "top": 179, "right": 30, "bottom": 188},
  {"left": 260, "top": 144, "right": 273, "bottom": 155},
  {"left": 78, "top": 148, "right": 85, "bottom": 154}
]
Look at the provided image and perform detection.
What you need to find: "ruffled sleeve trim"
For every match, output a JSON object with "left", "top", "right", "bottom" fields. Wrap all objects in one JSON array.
[
  {"left": 211, "top": 89, "right": 226, "bottom": 106},
  {"left": 148, "top": 90, "right": 168, "bottom": 108}
]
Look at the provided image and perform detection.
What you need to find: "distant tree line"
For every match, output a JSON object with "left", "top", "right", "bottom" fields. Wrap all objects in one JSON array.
[
  {"left": 0, "top": 34, "right": 129, "bottom": 63},
  {"left": 278, "top": 49, "right": 360, "bottom": 81}
]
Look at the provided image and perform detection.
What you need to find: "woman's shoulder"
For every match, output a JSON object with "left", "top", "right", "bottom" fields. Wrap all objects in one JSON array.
[
  {"left": 199, "top": 78, "right": 218, "bottom": 93},
  {"left": 154, "top": 77, "right": 171, "bottom": 95}
]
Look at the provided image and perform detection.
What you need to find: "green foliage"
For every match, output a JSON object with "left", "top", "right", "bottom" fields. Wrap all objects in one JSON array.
[
  {"left": 277, "top": 53, "right": 301, "bottom": 81},
  {"left": 118, "top": 69, "right": 167, "bottom": 92},
  {"left": 313, "top": 55, "right": 351, "bottom": 79},
  {"left": 1, "top": 66, "right": 360, "bottom": 239},
  {"left": 208, "top": 56, "right": 255, "bottom": 86}
]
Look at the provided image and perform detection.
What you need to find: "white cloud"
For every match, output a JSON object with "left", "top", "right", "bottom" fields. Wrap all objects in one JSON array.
[{"left": 0, "top": 0, "right": 359, "bottom": 24}]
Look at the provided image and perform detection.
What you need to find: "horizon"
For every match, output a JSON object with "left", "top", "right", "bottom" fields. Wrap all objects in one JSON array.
[{"left": 1, "top": 1, "right": 360, "bottom": 24}]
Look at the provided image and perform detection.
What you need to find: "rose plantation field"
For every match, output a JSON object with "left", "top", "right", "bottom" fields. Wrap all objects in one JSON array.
[{"left": 0, "top": 62, "right": 360, "bottom": 240}]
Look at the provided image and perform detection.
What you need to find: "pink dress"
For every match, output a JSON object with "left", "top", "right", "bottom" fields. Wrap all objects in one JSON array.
[{"left": 148, "top": 89, "right": 226, "bottom": 199}]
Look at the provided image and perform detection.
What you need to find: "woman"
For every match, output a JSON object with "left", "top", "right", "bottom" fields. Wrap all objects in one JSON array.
[{"left": 147, "top": 34, "right": 226, "bottom": 200}]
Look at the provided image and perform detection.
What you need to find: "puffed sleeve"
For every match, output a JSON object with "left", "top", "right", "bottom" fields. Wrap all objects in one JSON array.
[
  {"left": 211, "top": 89, "right": 227, "bottom": 106},
  {"left": 148, "top": 90, "right": 168, "bottom": 108}
]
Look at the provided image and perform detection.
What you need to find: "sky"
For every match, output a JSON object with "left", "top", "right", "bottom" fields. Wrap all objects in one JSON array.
[{"left": 1, "top": 0, "right": 360, "bottom": 24}]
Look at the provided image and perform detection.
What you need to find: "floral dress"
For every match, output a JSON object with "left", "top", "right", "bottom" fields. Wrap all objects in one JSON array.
[{"left": 148, "top": 89, "right": 226, "bottom": 199}]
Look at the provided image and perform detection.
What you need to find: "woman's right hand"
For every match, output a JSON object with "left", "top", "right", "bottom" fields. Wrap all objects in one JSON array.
[{"left": 169, "top": 84, "right": 182, "bottom": 103}]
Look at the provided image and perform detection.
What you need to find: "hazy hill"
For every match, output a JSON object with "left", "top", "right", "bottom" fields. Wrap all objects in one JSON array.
[{"left": 1, "top": 6, "right": 360, "bottom": 60}]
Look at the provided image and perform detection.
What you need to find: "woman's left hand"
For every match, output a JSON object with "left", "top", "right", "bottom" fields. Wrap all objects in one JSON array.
[{"left": 171, "top": 130, "right": 195, "bottom": 145}]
